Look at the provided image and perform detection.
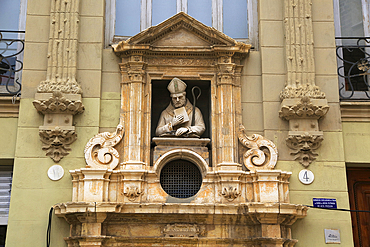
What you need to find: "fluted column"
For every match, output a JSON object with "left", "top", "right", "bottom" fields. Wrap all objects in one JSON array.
[
  {"left": 215, "top": 53, "right": 242, "bottom": 170},
  {"left": 38, "top": 0, "right": 82, "bottom": 94},
  {"left": 279, "top": 0, "right": 329, "bottom": 168}
]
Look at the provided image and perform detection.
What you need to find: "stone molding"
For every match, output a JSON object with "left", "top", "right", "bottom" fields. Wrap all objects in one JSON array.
[
  {"left": 54, "top": 201, "right": 307, "bottom": 246},
  {"left": 238, "top": 124, "right": 278, "bottom": 171},
  {"left": 39, "top": 127, "right": 77, "bottom": 163},
  {"left": 84, "top": 124, "right": 124, "bottom": 170},
  {"left": 0, "top": 97, "right": 20, "bottom": 117},
  {"left": 340, "top": 101, "right": 370, "bottom": 121}
]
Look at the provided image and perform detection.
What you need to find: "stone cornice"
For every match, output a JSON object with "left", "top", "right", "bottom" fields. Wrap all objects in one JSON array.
[
  {"left": 340, "top": 101, "right": 370, "bottom": 121},
  {"left": 54, "top": 202, "right": 308, "bottom": 219},
  {"left": 0, "top": 97, "right": 20, "bottom": 117}
]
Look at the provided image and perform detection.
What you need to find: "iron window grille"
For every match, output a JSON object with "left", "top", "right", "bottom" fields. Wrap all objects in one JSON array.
[{"left": 160, "top": 159, "right": 202, "bottom": 198}]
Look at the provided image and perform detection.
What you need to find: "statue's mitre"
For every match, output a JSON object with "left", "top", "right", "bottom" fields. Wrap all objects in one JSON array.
[{"left": 168, "top": 78, "right": 187, "bottom": 95}]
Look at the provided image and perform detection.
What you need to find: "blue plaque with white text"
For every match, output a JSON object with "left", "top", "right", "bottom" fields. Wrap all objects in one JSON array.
[{"left": 313, "top": 198, "right": 337, "bottom": 209}]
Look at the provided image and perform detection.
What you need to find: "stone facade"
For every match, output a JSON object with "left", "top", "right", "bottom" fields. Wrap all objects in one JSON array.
[{"left": 0, "top": 0, "right": 358, "bottom": 247}]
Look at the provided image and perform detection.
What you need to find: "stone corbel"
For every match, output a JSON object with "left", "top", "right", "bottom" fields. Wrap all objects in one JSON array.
[
  {"left": 279, "top": 96, "right": 329, "bottom": 167},
  {"left": 33, "top": 91, "right": 84, "bottom": 162}
]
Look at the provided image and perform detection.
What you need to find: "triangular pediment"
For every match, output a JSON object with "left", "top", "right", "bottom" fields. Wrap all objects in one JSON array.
[{"left": 113, "top": 12, "right": 251, "bottom": 54}]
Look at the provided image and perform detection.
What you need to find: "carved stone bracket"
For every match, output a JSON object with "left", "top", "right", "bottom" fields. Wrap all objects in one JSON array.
[
  {"left": 286, "top": 133, "right": 324, "bottom": 168},
  {"left": 33, "top": 92, "right": 84, "bottom": 162},
  {"left": 238, "top": 124, "right": 278, "bottom": 171},
  {"left": 84, "top": 124, "right": 124, "bottom": 170},
  {"left": 279, "top": 97, "right": 328, "bottom": 167},
  {"left": 39, "top": 127, "right": 77, "bottom": 163}
]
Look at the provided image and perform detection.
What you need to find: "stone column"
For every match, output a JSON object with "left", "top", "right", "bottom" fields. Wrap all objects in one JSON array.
[
  {"left": 215, "top": 53, "right": 243, "bottom": 170},
  {"left": 119, "top": 54, "right": 147, "bottom": 169},
  {"left": 279, "top": 0, "right": 329, "bottom": 168},
  {"left": 33, "top": 0, "right": 84, "bottom": 162},
  {"left": 215, "top": 53, "right": 245, "bottom": 203},
  {"left": 118, "top": 54, "right": 147, "bottom": 202}
]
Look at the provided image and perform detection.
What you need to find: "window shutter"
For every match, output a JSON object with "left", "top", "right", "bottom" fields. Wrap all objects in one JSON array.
[{"left": 0, "top": 171, "right": 12, "bottom": 225}]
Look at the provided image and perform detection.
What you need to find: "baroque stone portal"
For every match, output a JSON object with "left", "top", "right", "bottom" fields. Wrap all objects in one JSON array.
[
  {"left": 156, "top": 78, "right": 205, "bottom": 138},
  {"left": 54, "top": 12, "right": 307, "bottom": 247}
]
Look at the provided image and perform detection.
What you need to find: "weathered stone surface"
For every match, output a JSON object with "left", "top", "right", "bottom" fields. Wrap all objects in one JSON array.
[{"left": 55, "top": 12, "right": 306, "bottom": 247}]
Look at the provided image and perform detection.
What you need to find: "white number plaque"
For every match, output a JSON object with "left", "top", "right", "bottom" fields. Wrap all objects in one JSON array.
[
  {"left": 47, "top": 165, "right": 64, "bottom": 181},
  {"left": 298, "top": 169, "right": 314, "bottom": 185}
]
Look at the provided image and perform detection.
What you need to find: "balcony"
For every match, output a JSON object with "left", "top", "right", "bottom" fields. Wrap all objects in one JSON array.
[
  {"left": 336, "top": 37, "right": 370, "bottom": 121},
  {"left": 336, "top": 37, "right": 370, "bottom": 100},
  {"left": 0, "top": 30, "right": 24, "bottom": 117}
]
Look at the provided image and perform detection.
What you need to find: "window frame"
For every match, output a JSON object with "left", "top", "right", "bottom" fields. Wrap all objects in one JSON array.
[
  {"left": 105, "top": 0, "right": 258, "bottom": 47},
  {"left": 0, "top": 0, "right": 27, "bottom": 96},
  {"left": 333, "top": 0, "right": 370, "bottom": 100}
]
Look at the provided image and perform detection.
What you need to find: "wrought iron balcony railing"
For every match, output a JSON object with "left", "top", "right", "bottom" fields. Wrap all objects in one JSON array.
[
  {"left": 336, "top": 37, "right": 370, "bottom": 100},
  {"left": 0, "top": 30, "right": 24, "bottom": 96}
]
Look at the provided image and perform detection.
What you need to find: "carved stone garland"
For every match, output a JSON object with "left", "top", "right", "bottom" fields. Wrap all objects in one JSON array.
[
  {"left": 279, "top": 0, "right": 329, "bottom": 167},
  {"left": 33, "top": 0, "right": 84, "bottom": 162}
]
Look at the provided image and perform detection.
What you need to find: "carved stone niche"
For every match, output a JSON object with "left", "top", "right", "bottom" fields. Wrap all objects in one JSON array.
[
  {"left": 55, "top": 13, "right": 308, "bottom": 247},
  {"left": 279, "top": 96, "right": 329, "bottom": 167}
]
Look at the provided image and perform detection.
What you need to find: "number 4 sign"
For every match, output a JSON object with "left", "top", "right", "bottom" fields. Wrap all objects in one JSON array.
[{"left": 299, "top": 169, "right": 314, "bottom": 185}]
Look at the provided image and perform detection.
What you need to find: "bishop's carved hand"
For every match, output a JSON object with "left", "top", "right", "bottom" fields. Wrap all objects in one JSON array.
[
  {"left": 172, "top": 115, "right": 184, "bottom": 126},
  {"left": 175, "top": 127, "right": 189, "bottom": 136}
]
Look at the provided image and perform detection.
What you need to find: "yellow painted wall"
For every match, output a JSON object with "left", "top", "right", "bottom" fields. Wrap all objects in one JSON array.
[
  {"left": 343, "top": 122, "right": 370, "bottom": 163},
  {"left": 0, "top": 118, "right": 18, "bottom": 159},
  {"left": 4, "top": 0, "right": 356, "bottom": 246}
]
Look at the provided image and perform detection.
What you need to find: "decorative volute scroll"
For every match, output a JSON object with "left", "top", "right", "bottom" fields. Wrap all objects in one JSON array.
[
  {"left": 84, "top": 124, "right": 124, "bottom": 170},
  {"left": 238, "top": 124, "right": 278, "bottom": 171},
  {"left": 33, "top": 0, "right": 83, "bottom": 162},
  {"left": 279, "top": 0, "right": 329, "bottom": 167}
]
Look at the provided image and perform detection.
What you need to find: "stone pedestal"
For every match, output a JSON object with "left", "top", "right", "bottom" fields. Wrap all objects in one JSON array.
[{"left": 152, "top": 137, "right": 210, "bottom": 165}]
